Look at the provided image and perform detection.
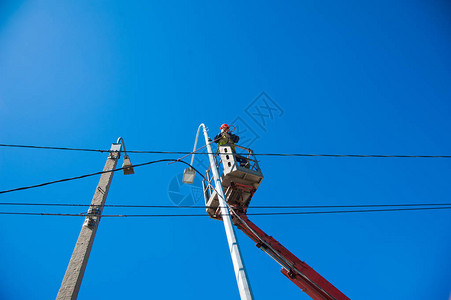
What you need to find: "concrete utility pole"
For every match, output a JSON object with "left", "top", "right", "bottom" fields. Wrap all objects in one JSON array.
[{"left": 56, "top": 142, "right": 122, "bottom": 300}]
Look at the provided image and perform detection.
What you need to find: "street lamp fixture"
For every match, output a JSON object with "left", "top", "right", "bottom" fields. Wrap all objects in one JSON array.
[
  {"left": 182, "top": 124, "right": 204, "bottom": 184},
  {"left": 182, "top": 167, "right": 196, "bottom": 184},
  {"left": 117, "top": 137, "right": 134, "bottom": 175}
]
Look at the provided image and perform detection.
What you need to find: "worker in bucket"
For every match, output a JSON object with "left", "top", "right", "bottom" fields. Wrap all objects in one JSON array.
[
  {"left": 214, "top": 124, "right": 239, "bottom": 150},
  {"left": 214, "top": 124, "right": 249, "bottom": 167}
]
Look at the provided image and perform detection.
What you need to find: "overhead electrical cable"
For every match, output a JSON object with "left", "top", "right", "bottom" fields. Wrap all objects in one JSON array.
[
  {"left": 0, "top": 202, "right": 450, "bottom": 209},
  {"left": 0, "top": 206, "right": 450, "bottom": 217},
  {"left": 1, "top": 143, "right": 450, "bottom": 158},
  {"left": 0, "top": 159, "right": 204, "bottom": 195},
  {"left": 0, "top": 143, "right": 108, "bottom": 153}
]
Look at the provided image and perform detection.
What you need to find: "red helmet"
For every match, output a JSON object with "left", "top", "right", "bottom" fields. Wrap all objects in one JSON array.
[{"left": 220, "top": 123, "right": 230, "bottom": 130}]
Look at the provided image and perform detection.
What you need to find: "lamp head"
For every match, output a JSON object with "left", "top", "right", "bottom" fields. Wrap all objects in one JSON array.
[
  {"left": 182, "top": 167, "right": 196, "bottom": 184},
  {"left": 122, "top": 155, "right": 135, "bottom": 175}
]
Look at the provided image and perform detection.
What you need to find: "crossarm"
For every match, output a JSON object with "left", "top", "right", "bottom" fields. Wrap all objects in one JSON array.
[{"left": 235, "top": 214, "right": 349, "bottom": 300}]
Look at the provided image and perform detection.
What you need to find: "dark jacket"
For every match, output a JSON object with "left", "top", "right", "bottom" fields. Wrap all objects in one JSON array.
[{"left": 214, "top": 132, "right": 239, "bottom": 145}]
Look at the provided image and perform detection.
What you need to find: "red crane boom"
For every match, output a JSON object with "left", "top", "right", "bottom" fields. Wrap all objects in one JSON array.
[{"left": 233, "top": 212, "right": 349, "bottom": 300}]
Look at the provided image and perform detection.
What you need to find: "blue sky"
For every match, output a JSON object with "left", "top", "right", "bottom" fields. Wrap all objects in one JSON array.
[{"left": 0, "top": 1, "right": 450, "bottom": 299}]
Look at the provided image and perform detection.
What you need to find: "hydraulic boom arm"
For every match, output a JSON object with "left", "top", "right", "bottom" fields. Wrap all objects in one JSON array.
[{"left": 234, "top": 213, "right": 349, "bottom": 300}]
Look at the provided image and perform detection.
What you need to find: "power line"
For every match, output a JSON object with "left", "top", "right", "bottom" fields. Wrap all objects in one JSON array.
[
  {"left": 0, "top": 206, "right": 450, "bottom": 217},
  {"left": 246, "top": 206, "right": 451, "bottom": 215},
  {"left": 0, "top": 202, "right": 450, "bottom": 209},
  {"left": 0, "top": 159, "right": 204, "bottom": 195},
  {"left": 0, "top": 143, "right": 108, "bottom": 153},
  {"left": 258, "top": 153, "right": 451, "bottom": 158},
  {"left": 1, "top": 143, "right": 450, "bottom": 158}
]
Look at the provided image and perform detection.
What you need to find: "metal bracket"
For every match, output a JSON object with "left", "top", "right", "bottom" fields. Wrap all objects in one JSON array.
[
  {"left": 87, "top": 206, "right": 101, "bottom": 216},
  {"left": 109, "top": 143, "right": 122, "bottom": 158},
  {"left": 83, "top": 206, "right": 101, "bottom": 228},
  {"left": 83, "top": 218, "right": 97, "bottom": 228}
]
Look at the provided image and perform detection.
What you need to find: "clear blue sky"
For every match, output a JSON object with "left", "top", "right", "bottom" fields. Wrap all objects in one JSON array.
[{"left": 1, "top": 1, "right": 450, "bottom": 299}]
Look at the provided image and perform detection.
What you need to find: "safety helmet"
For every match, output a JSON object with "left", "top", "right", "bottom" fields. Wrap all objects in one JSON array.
[{"left": 220, "top": 124, "right": 230, "bottom": 131}]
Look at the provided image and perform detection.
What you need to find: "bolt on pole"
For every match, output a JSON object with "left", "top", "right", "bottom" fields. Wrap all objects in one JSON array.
[
  {"left": 201, "top": 124, "right": 254, "bottom": 300},
  {"left": 56, "top": 142, "right": 121, "bottom": 300}
]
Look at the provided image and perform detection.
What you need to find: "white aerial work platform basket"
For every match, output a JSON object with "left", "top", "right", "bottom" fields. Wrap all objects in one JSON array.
[{"left": 203, "top": 145, "right": 263, "bottom": 220}]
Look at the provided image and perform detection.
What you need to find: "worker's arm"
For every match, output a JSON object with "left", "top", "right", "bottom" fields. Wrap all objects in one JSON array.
[
  {"left": 230, "top": 133, "right": 239, "bottom": 143},
  {"left": 213, "top": 133, "right": 222, "bottom": 143}
]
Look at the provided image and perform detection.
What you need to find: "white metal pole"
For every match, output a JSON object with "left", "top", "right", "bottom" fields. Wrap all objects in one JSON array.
[{"left": 200, "top": 123, "right": 254, "bottom": 300}]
